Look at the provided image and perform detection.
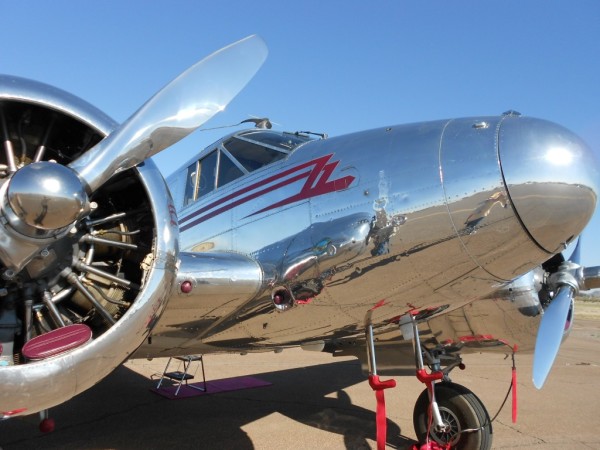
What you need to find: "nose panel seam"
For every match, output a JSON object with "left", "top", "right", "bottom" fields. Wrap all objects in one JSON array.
[
  {"left": 439, "top": 118, "right": 497, "bottom": 279},
  {"left": 496, "top": 116, "right": 552, "bottom": 256}
]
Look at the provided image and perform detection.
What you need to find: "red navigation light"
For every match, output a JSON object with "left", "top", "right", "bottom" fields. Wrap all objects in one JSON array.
[{"left": 180, "top": 280, "right": 193, "bottom": 294}]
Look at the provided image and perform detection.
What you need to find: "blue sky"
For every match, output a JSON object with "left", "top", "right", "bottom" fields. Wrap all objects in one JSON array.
[{"left": 1, "top": 1, "right": 599, "bottom": 267}]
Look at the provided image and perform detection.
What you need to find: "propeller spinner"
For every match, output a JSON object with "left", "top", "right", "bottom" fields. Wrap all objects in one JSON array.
[{"left": 7, "top": 162, "right": 90, "bottom": 232}]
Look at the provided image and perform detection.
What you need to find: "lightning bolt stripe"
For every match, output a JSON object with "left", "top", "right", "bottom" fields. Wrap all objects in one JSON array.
[{"left": 179, "top": 154, "right": 355, "bottom": 232}]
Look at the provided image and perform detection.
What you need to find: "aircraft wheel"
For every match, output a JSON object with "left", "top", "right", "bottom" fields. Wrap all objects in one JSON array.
[{"left": 413, "top": 381, "right": 492, "bottom": 450}]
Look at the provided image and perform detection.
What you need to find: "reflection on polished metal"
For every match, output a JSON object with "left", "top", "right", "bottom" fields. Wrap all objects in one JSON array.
[
  {"left": 0, "top": 34, "right": 270, "bottom": 418},
  {"left": 0, "top": 35, "right": 266, "bottom": 274},
  {"left": 440, "top": 116, "right": 543, "bottom": 281},
  {"left": 135, "top": 113, "right": 597, "bottom": 368},
  {"left": 69, "top": 35, "right": 268, "bottom": 193},
  {"left": 499, "top": 117, "right": 600, "bottom": 253},
  {"left": 1, "top": 36, "right": 600, "bottom": 439},
  {"left": 0, "top": 74, "right": 118, "bottom": 134},
  {"left": 7, "top": 162, "right": 89, "bottom": 231}
]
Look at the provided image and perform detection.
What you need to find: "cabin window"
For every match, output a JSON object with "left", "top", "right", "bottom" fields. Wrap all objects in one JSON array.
[
  {"left": 183, "top": 150, "right": 218, "bottom": 205},
  {"left": 217, "top": 152, "right": 244, "bottom": 187},
  {"left": 183, "top": 161, "right": 198, "bottom": 206},
  {"left": 197, "top": 151, "right": 218, "bottom": 198}
]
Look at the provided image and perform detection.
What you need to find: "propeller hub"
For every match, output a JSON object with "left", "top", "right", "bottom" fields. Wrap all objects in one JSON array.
[{"left": 7, "top": 162, "right": 89, "bottom": 231}]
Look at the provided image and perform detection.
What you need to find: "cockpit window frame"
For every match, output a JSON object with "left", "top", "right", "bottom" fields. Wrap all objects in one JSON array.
[
  {"left": 220, "top": 145, "right": 249, "bottom": 175},
  {"left": 180, "top": 130, "right": 313, "bottom": 208},
  {"left": 235, "top": 130, "right": 310, "bottom": 152}
]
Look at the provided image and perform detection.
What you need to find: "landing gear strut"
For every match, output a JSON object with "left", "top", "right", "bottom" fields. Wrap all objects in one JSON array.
[{"left": 409, "top": 317, "right": 492, "bottom": 450}]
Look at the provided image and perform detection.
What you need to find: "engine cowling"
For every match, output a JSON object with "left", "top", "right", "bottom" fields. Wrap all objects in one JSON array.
[{"left": 0, "top": 76, "right": 178, "bottom": 417}]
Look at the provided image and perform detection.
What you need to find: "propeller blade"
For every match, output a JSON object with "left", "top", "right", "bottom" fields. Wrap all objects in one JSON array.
[
  {"left": 69, "top": 35, "right": 268, "bottom": 192},
  {"left": 532, "top": 284, "right": 574, "bottom": 389},
  {"left": 568, "top": 237, "right": 581, "bottom": 264}
]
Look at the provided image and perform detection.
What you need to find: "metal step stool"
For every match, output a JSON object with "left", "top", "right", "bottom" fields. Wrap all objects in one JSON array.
[{"left": 156, "top": 355, "right": 206, "bottom": 396}]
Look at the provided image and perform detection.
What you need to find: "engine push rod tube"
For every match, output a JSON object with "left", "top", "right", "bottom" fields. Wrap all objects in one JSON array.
[{"left": 62, "top": 268, "right": 116, "bottom": 325}]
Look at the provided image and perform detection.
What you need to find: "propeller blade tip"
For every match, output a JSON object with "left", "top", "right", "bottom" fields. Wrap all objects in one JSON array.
[{"left": 532, "top": 285, "right": 574, "bottom": 390}]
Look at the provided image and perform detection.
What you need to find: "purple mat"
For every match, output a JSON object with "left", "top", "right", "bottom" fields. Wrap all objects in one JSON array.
[{"left": 151, "top": 375, "right": 272, "bottom": 399}]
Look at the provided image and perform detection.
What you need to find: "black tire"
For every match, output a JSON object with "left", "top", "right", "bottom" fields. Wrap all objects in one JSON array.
[{"left": 413, "top": 381, "right": 492, "bottom": 450}]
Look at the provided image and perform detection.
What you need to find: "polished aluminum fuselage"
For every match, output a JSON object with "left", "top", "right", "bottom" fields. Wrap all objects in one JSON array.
[
  {"left": 2, "top": 37, "right": 597, "bottom": 420},
  {"left": 139, "top": 115, "right": 597, "bottom": 360}
]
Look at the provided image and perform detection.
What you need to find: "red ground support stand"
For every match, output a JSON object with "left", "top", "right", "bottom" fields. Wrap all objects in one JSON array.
[
  {"left": 368, "top": 374, "right": 396, "bottom": 450},
  {"left": 411, "top": 313, "right": 452, "bottom": 450},
  {"left": 365, "top": 321, "right": 397, "bottom": 450},
  {"left": 414, "top": 368, "right": 450, "bottom": 450}
]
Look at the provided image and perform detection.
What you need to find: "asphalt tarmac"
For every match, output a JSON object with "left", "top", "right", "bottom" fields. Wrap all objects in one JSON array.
[{"left": 1, "top": 319, "right": 599, "bottom": 449}]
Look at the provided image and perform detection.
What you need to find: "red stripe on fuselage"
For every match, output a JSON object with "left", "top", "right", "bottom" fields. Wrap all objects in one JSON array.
[{"left": 179, "top": 154, "right": 355, "bottom": 232}]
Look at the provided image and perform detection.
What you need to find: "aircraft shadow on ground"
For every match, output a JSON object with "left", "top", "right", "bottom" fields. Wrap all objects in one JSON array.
[{"left": 1, "top": 360, "right": 417, "bottom": 450}]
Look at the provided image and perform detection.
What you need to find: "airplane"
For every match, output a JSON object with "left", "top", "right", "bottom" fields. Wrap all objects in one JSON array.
[{"left": 0, "top": 34, "right": 599, "bottom": 450}]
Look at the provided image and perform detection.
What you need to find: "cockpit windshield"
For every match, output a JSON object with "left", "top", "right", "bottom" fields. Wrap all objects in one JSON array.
[
  {"left": 236, "top": 130, "right": 309, "bottom": 151},
  {"left": 182, "top": 130, "right": 312, "bottom": 206}
]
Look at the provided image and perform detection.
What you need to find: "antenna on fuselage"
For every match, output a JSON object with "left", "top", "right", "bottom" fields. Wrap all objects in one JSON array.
[
  {"left": 240, "top": 117, "right": 272, "bottom": 129},
  {"left": 198, "top": 117, "right": 273, "bottom": 132}
]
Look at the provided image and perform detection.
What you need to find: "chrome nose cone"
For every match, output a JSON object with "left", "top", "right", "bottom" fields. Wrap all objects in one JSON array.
[{"left": 499, "top": 117, "right": 599, "bottom": 254}]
